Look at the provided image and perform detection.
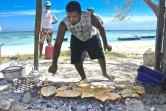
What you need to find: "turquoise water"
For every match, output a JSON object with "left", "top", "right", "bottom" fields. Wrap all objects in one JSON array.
[{"left": 0, "top": 30, "right": 156, "bottom": 54}]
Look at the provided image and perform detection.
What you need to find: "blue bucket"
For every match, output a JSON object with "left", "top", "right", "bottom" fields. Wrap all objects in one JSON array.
[{"left": 137, "top": 65, "right": 165, "bottom": 84}]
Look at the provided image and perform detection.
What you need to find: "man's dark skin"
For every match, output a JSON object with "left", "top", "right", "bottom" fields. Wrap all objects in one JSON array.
[{"left": 48, "top": 11, "right": 112, "bottom": 80}]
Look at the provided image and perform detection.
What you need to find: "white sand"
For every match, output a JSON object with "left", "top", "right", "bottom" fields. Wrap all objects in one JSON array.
[
  {"left": 0, "top": 43, "right": 158, "bottom": 111},
  {"left": 1, "top": 41, "right": 155, "bottom": 56},
  {"left": 0, "top": 42, "right": 155, "bottom": 84}
]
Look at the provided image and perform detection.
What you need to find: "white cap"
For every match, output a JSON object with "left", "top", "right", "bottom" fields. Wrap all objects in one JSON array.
[
  {"left": 45, "top": 1, "right": 51, "bottom": 6},
  {"left": 87, "top": 7, "right": 94, "bottom": 12}
]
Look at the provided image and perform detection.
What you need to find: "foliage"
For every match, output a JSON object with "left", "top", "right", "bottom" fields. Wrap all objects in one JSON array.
[
  {"left": 113, "top": 0, "right": 137, "bottom": 21},
  {"left": 106, "top": 0, "right": 158, "bottom": 21}
]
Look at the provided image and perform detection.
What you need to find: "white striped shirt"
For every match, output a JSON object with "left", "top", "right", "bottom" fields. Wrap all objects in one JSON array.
[{"left": 63, "top": 11, "right": 98, "bottom": 41}]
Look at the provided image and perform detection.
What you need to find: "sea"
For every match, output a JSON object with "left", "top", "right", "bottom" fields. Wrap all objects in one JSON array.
[{"left": 0, "top": 30, "right": 156, "bottom": 55}]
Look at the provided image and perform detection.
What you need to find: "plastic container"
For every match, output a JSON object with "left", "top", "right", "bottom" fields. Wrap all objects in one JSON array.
[
  {"left": 143, "top": 48, "right": 155, "bottom": 66},
  {"left": 143, "top": 53, "right": 154, "bottom": 66},
  {"left": 137, "top": 65, "right": 165, "bottom": 84},
  {"left": 45, "top": 45, "right": 54, "bottom": 59}
]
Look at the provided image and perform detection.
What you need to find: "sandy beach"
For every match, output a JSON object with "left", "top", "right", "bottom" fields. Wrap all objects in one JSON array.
[
  {"left": 1, "top": 41, "right": 155, "bottom": 56},
  {"left": 0, "top": 43, "right": 163, "bottom": 111},
  {"left": 0, "top": 0, "right": 161, "bottom": 109},
  {"left": 0, "top": 42, "right": 155, "bottom": 83}
]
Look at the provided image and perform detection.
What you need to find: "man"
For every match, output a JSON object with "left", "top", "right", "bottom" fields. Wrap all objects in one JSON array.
[
  {"left": 39, "top": 1, "right": 58, "bottom": 58},
  {"left": 48, "top": 1, "right": 114, "bottom": 81},
  {"left": 87, "top": 7, "right": 103, "bottom": 25}
]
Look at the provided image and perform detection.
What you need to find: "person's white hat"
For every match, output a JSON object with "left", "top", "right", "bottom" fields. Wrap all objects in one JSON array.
[
  {"left": 45, "top": 1, "right": 51, "bottom": 6},
  {"left": 87, "top": 7, "right": 94, "bottom": 12}
]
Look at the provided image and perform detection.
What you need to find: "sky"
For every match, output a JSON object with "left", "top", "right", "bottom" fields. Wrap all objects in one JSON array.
[{"left": 0, "top": 0, "right": 158, "bottom": 31}]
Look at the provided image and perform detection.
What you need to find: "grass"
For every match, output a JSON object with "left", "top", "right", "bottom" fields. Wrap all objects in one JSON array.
[
  {"left": 2, "top": 53, "right": 34, "bottom": 60},
  {"left": 1, "top": 50, "right": 140, "bottom": 61},
  {"left": 59, "top": 50, "right": 140, "bottom": 58},
  {"left": 104, "top": 51, "right": 140, "bottom": 58},
  {"left": 59, "top": 50, "right": 71, "bottom": 56}
]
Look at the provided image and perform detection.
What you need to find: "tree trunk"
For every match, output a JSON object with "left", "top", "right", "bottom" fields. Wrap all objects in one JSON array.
[
  {"left": 143, "top": 0, "right": 158, "bottom": 17},
  {"left": 154, "top": 0, "right": 165, "bottom": 71},
  {"left": 34, "top": 0, "right": 42, "bottom": 71},
  {"left": 162, "top": 13, "right": 166, "bottom": 75}
]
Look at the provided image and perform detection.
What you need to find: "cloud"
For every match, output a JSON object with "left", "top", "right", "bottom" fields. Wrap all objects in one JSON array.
[
  {"left": 143, "top": 25, "right": 149, "bottom": 28},
  {"left": 128, "top": 15, "right": 157, "bottom": 22},
  {"left": 0, "top": 9, "right": 65, "bottom": 17},
  {"left": 100, "top": 15, "right": 157, "bottom": 30},
  {"left": 13, "top": 6, "right": 23, "bottom": 8},
  {"left": 52, "top": 10, "right": 65, "bottom": 13},
  {"left": 100, "top": 15, "right": 157, "bottom": 23},
  {"left": 100, "top": 16, "right": 114, "bottom": 23}
]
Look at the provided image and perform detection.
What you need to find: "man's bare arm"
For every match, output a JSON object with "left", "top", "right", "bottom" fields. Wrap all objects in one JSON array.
[
  {"left": 52, "top": 21, "right": 67, "bottom": 65},
  {"left": 52, "top": 13, "right": 58, "bottom": 24},
  {"left": 91, "top": 14, "right": 107, "bottom": 45},
  {"left": 52, "top": 21, "right": 58, "bottom": 24}
]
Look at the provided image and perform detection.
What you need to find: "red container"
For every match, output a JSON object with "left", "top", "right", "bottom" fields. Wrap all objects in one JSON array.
[{"left": 45, "top": 45, "right": 54, "bottom": 59}]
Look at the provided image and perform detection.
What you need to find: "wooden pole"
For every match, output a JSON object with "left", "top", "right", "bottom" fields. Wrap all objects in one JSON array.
[
  {"left": 162, "top": 6, "right": 166, "bottom": 75},
  {"left": 34, "top": 0, "right": 42, "bottom": 71},
  {"left": 154, "top": 0, "right": 165, "bottom": 71},
  {"left": 0, "top": 43, "right": 4, "bottom": 64}
]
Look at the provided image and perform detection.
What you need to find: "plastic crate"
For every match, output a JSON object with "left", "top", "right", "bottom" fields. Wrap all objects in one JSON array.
[{"left": 137, "top": 65, "right": 165, "bottom": 84}]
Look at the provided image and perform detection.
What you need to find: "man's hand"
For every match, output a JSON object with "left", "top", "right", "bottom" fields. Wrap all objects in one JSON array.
[
  {"left": 48, "top": 64, "right": 58, "bottom": 75},
  {"left": 104, "top": 42, "right": 112, "bottom": 51}
]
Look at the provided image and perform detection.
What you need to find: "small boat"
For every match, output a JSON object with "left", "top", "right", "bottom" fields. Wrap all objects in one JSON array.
[
  {"left": 141, "top": 35, "right": 155, "bottom": 38},
  {"left": 141, "top": 30, "right": 155, "bottom": 38},
  {"left": 53, "top": 38, "right": 68, "bottom": 42},
  {"left": 117, "top": 35, "right": 141, "bottom": 41}
]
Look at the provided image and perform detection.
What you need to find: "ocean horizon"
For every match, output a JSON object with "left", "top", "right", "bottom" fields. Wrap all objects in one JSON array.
[
  {"left": 0, "top": 30, "right": 157, "bottom": 33},
  {"left": 0, "top": 30, "right": 156, "bottom": 55}
]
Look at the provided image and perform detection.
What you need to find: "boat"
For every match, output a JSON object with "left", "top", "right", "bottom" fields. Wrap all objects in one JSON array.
[
  {"left": 141, "top": 35, "right": 155, "bottom": 38},
  {"left": 118, "top": 37, "right": 140, "bottom": 41},
  {"left": 141, "top": 30, "right": 155, "bottom": 38},
  {"left": 53, "top": 37, "right": 68, "bottom": 42},
  {"left": 117, "top": 35, "right": 141, "bottom": 41},
  {"left": 0, "top": 26, "right": 2, "bottom": 31}
]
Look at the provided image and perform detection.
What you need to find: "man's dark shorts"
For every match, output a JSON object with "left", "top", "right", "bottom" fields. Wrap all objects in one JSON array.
[{"left": 70, "top": 34, "right": 105, "bottom": 64}]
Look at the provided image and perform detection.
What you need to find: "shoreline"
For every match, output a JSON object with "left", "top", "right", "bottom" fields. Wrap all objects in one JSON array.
[{"left": 1, "top": 41, "right": 155, "bottom": 56}]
